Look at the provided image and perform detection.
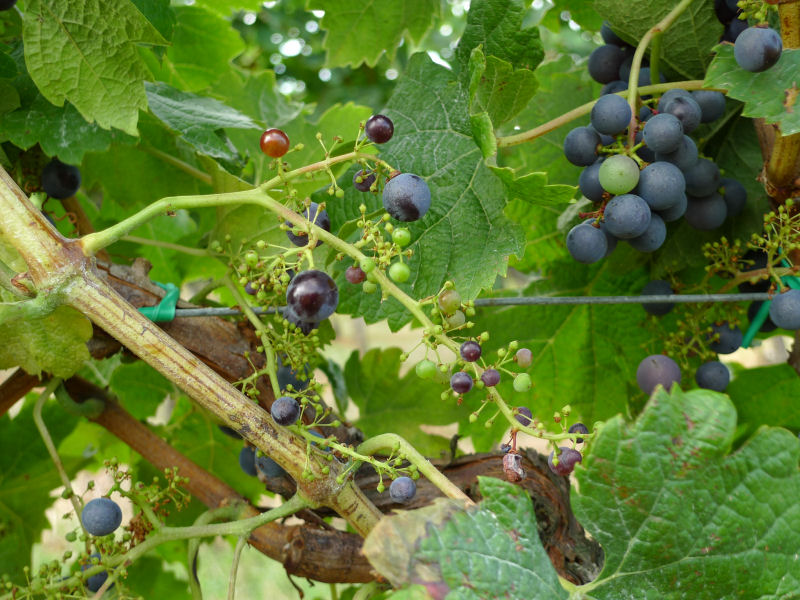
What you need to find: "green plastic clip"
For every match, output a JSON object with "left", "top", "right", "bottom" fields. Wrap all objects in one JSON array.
[
  {"left": 138, "top": 282, "right": 180, "bottom": 323},
  {"left": 742, "top": 258, "right": 800, "bottom": 348}
]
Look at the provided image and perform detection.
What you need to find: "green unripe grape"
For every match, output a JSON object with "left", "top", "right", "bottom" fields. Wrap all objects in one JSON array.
[
  {"left": 392, "top": 228, "right": 411, "bottom": 247},
  {"left": 513, "top": 372, "right": 532, "bottom": 392},
  {"left": 469, "top": 413, "right": 478, "bottom": 423},
  {"left": 335, "top": 188, "right": 345, "bottom": 198},
  {"left": 363, "top": 281, "right": 378, "bottom": 294},
  {"left": 598, "top": 155, "right": 640, "bottom": 195},
  {"left": 366, "top": 269, "right": 379, "bottom": 283},
  {"left": 445, "top": 310, "right": 466, "bottom": 328},
  {"left": 360, "top": 257, "right": 377, "bottom": 273},
  {"left": 415, "top": 359, "right": 437, "bottom": 379},
  {"left": 438, "top": 289, "right": 462, "bottom": 314},
  {"left": 244, "top": 250, "right": 259, "bottom": 267},
  {"left": 376, "top": 482, "right": 385, "bottom": 493},
  {"left": 389, "top": 262, "right": 411, "bottom": 283}
]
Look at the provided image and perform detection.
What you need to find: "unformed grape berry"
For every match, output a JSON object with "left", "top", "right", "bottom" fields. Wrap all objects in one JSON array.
[
  {"left": 345, "top": 266, "right": 366, "bottom": 284},
  {"left": 353, "top": 169, "right": 376, "bottom": 192},
  {"left": 388, "top": 262, "right": 411, "bottom": 283},
  {"left": 450, "top": 371, "right": 473, "bottom": 394},
  {"left": 389, "top": 476, "right": 416, "bottom": 503},
  {"left": 548, "top": 447, "right": 582, "bottom": 476},
  {"left": 260, "top": 128, "right": 290, "bottom": 158},
  {"left": 515, "top": 348, "right": 532, "bottom": 367},
  {"left": 513, "top": 373, "right": 532, "bottom": 392},
  {"left": 81, "top": 498, "right": 123, "bottom": 537},
  {"left": 568, "top": 422, "right": 589, "bottom": 443},
  {"left": 515, "top": 406, "right": 532, "bottom": 426},
  {"left": 438, "top": 289, "right": 462, "bottom": 314},
  {"left": 365, "top": 114, "right": 394, "bottom": 144},
  {"left": 480, "top": 368, "right": 500, "bottom": 387},
  {"left": 271, "top": 396, "right": 301, "bottom": 426},
  {"left": 460, "top": 340, "right": 482, "bottom": 362},
  {"left": 416, "top": 359, "right": 437, "bottom": 379}
]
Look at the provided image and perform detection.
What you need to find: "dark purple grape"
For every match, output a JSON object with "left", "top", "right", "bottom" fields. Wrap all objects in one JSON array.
[
  {"left": 642, "top": 114, "right": 683, "bottom": 154},
  {"left": 684, "top": 158, "right": 721, "bottom": 197},
  {"left": 601, "top": 21, "right": 628, "bottom": 47},
  {"left": 738, "top": 249, "right": 770, "bottom": 293},
  {"left": 720, "top": 178, "right": 747, "bottom": 217},
  {"left": 382, "top": 173, "right": 431, "bottom": 222},
  {"left": 548, "top": 447, "right": 582, "bottom": 476},
  {"left": 695, "top": 361, "right": 730, "bottom": 392},
  {"left": 81, "top": 498, "right": 122, "bottom": 536},
  {"left": 81, "top": 553, "right": 113, "bottom": 593},
  {"left": 256, "top": 453, "right": 286, "bottom": 478},
  {"left": 769, "top": 289, "right": 800, "bottom": 330},
  {"left": 567, "top": 222, "right": 608, "bottom": 264},
  {"left": 590, "top": 93, "right": 631, "bottom": 135},
  {"left": 244, "top": 281, "right": 258, "bottom": 296},
  {"left": 628, "top": 213, "right": 666, "bottom": 253},
  {"left": 353, "top": 169, "right": 376, "bottom": 192},
  {"left": 636, "top": 355, "right": 681, "bottom": 395},
  {"left": 640, "top": 280, "right": 674, "bottom": 316},
  {"left": 41, "top": 158, "right": 81, "bottom": 199},
  {"left": 563, "top": 127, "right": 600, "bottom": 166},
  {"left": 634, "top": 130, "right": 656, "bottom": 163},
  {"left": 389, "top": 476, "right": 416, "bottom": 503},
  {"left": 579, "top": 160, "right": 606, "bottom": 203},
  {"left": 715, "top": 0, "right": 737, "bottom": 24},
  {"left": 600, "top": 80, "right": 628, "bottom": 96},
  {"left": 661, "top": 95, "right": 702, "bottom": 134},
  {"left": 657, "top": 192, "right": 688, "bottom": 222},
  {"left": 603, "top": 194, "right": 651, "bottom": 239},
  {"left": 568, "top": 422, "right": 589, "bottom": 443},
  {"left": 481, "top": 368, "right": 501, "bottom": 387},
  {"left": 656, "top": 88, "right": 691, "bottom": 112},
  {"left": 0, "top": 0, "right": 18, "bottom": 11},
  {"left": 684, "top": 193, "right": 727, "bottom": 230},
  {"left": 515, "top": 406, "right": 532, "bottom": 427},
  {"left": 239, "top": 446, "right": 257, "bottom": 476},
  {"left": 748, "top": 301, "right": 778, "bottom": 333},
  {"left": 450, "top": 371, "right": 473, "bottom": 394},
  {"left": 654, "top": 135, "right": 698, "bottom": 172},
  {"left": 692, "top": 90, "right": 726, "bottom": 123},
  {"left": 460, "top": 340, "right": 482, "bottom": 362},
  {"left": 588, "top": 44, "right": 625, "bottom": 84},
  {"left": 734, "top": 26, "right": 782, "bottom": 72},
  {"left": 286, "top": 270, "right": 338, "bottom": 322},
  {"left": 282, "top": 305, "right": 318, "bottom": 335},
  {"left": 365, "top": 114, "right": 394, "bottom": 143},
  {"left": 271, "top": 396, "right": 301, "bottom": 426},
  {"left": 345, "top": 265, "right": 366, "bottom": 284},
  {"left": 636, "top": 161, "right": 686, "bottom": 211},
  {"left": 286, "top": 203, "right": 331, "bottom": 247},
  {"left": 722, "top": 18, "right": 748, "bottom": 43}
]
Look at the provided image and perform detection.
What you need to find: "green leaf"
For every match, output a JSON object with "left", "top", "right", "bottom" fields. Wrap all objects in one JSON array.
[
  {"left": 705, "top": 46, "right": 800, "bottom": 135},
  {"left": 125, "top": 557, "right": 189, "bottom": 597},
  {"left": 363, "top": 478, "right": 567, "bottom": 599},
  {"left": 477, "top": 254, "right": 651, "bottom": 427},
  {"left": 143, "top": 6, "right": 245, "bottom": 92},
  {"left": 108, "top": 361, "right": 174, "bottom": 421},
  {"left": 595, "top": 0, "right": 721, "bottom": 80},
  {"left": 310, "top": 0, "right": 439, "bottom": 68},
  {"left": 548, "top": 0, "right": 603, "bottom": 31},
  {"left": 0, "top": 81, "right": 19, "bottom": 114},
  {"left": 455, "top": 0, "right": 544, "bottom": 74},
  {"left": 344, "top": 348, "right": 454, "bottom": 456},
  {"left": 145, "top": 82, "right": 259, "bottom": 163},
  {"left": 193, "top": 0, "right": 265, "bottom": 17},
  {"left": 469, "top": 112, "right": 496, "bottom": 157},
  {"left": 22, "top": 0, "right": 166, "bottom": 135},
  {"left": 131, "top": 0, "right": 177, "bottom": 41},
  {"left": 468, "top": 49, "right": 539, "bottom": 127},
  {"left": 327, "top": 53, "right": 524, "bottom": 330},
  {"left": 490, "top": 168, "right": 577, "bottom": 206},
  {"left": 727, "top": 364, "right": 800, "bottom": 436},
  {"left": 0, "top": 398, "right": 84, "bottom": 576},
  {"left": 573, "top": 385, "right": 800, "bottom": 599},
  {"left": 0, "top": 302, "right": 92, "bottom": 378},
  {"left": 210, "top": 69, "right": 303, "bottom": 128}
]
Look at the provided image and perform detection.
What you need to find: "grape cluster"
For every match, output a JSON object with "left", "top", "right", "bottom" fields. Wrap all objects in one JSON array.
[{"left": 564, "top": 23, "right": 749, "bottom": 264}]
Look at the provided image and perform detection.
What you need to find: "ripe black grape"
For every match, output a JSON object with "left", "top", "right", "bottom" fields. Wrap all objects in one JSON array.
[
  {"left": 601, "top": 21, "right": 628, "bottom": 47},
  {"left": 566, "top": 222, "right": 608, "bottom": 264},
  {"left": 634, "top": 130, "right": 656, "bottom": 163},
  {"left": 450, "top": 371, "right": 473, "bottom": 394},
  {"left": 636, "top": 161, "right": 686, "bottom": 211},
  {"left": 661, "top": 95, "right": 702, "bottom": 134},
  {"left": 734, "top": 27, "right": 782, "bottom": 72},
  {"left": 642, "top": 113, "right": 683, "bottom": 154},
  {"left": 286, "top": 269, "right": 339, "bottom": 322},
  {"left": 81, "top": 553, "right": 112, "bottom": 593},
  {"left": 286, "top": 203, "right": 331, "bottom": 247},
  {"left": 382, "top": 173, "right": 431, "bottom": 222},
  {"left": 460, "top": 340, "right": 482, "bottom": 362},
  {"left": 748, "top": 301, "right": 778, "bottom": 332},
  {"left": 769, "top": 289, "right": 800, "bottom": 330},
  {"left": 588, "top": 45, "right": 626, "bottom": 84},
  {"left": 0, "top": 0, "right": 18, "bottom": 11},
  {"left": 481, "top": 368, "right": 500, "bottom": 387},
  {"left": 738, "top": 249, "right": 770, "bottom": 293},
  {"left": 548, "top": 447, "right": 582, "bottom": 476},
  {"left": 600, "top": 80, "right": 628, "bottom": 96},
  {"left": 81, "top": 498, "right": 123, "bottom": 537},
  {"left": 692, "top": 90, "right": 726, "bottom": 123},
  {"left": 365, "top": 114, "right": 394, "bottom": 143},
  {"left": 695, "top": 361, "right": 730, "bottom": 392},
  {"left": 603, "top": 194, "right": 651, "bottom": 239},
  {"left": 628, "top": 213, "right": 666, "bottom": 253},
  {"left": 722, "top": 18, "right": 747, "bottom": 43},
  {"left": 515, "top": 406, "right": 532, "bottom": 426},
  {"left": 579, "top": 160, "right": 606, "bottom": 203},
  {"left": 353, "top": 169, "right": 377, "bottom": 192},
  {"left": 239, "top": 446, "right": 257, "bottom": 476},
  {"left": 640, "top": 280, "right": 675, "bottom": 316},
  {"left": 720, "top": 177, "right": 747, "bottom": 217},
  {"left": 636, "top": 354, "right": 681, "bottom": 395},
  {"left": 684, "top": 158, "right": 721, "bottom": 197},
  {"left": 256, "top": 453, "right": 286, "bottom": 478},
  {"left": 389, "top": 476, "right": 417, "bottom": 503},
  {"left": 271, "top": 395, "right": 301, "bottom": 426},
  {"left": 656, "top": 88, "right": 691, "bottom": 112},
  {"left": 684, "top": 193, "right": 727, "bottom": 230},
  {"left": 563, "top": 127, "right": 600, "bottom": 166},
  {"left": 591, "top": 94, "right": 632, "bottom": 135},
  {"left": 41, "top": 158, "right": 81, "bottom": 199},
  {"left": 708, "top": 321, "right": 742, "bottom": 354},
  {"left": 568, "top": 422, "right": 589, "bottom": 444},
  {"left": 654, "top": 135, "right": 698, "bottom": 172},
  {"left": 657, "top": 192, "right": 688, "bottom": 222}
]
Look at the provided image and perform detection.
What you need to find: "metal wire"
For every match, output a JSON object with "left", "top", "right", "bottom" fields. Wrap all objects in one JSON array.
[{"left": 170, "top": 293, "right": 772, "bottom": 318}]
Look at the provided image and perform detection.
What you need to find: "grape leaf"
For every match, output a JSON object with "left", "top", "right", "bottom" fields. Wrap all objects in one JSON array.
[
  {"left": 727, "top": 364, "right": 800, "bottom": 437},
  {"left": 362, "top": 478, "right": 567, "bottom": 600},
  {"left": 455, "top": 0, "right": 544, "bottom": 75},
  {"left": 142, "top": 6, "right": 245, "bottom": 92},
  {"left": 476, "top": 253, "right": 651, "bottom": 427},
  {"left": 573, "top": 385, "right": 800, "bottom": 599},
  {"left": 344, "top": 348, "right": 455, "bottom": 457},
  {"left": 547, "top": 0, "right": 603, "bottom": 31},
  {"left": 131, "top": 0, "right": 176, "bottom": 41},
  {"left": 326, "top": 53, "right": 525, "bottom": 330},
  {"left": 705, "top": 46, "right": 800, "bottom": 135},
  {"left": 192, "top": 0, "right": 265, "bottom": 17},
  {"left": 595, "top": 0, "right": 721, "bottom": 80},
  {"left": 0, "top": 399, "right": 85, "bottom": 576},
  {"left": 309, "top": 0, "right": 439, "bottom": 68},
  {"left": 125, "top": 557, "right": 189, "bottom": 598},
  {"left": 145, "top": 82, "right": 259, "bottom": 163},
  {"left": 108, "top": 361, "right": 175, "bottom": 421},
  {"left": 22, "top": 0, "right": 166, "bottom": 135},
  {"left": 468, "top": 47, "right": 539, "bottom": 128},
  {"left": 210, "top": 69, "right": 304, "bottom": 128}
]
